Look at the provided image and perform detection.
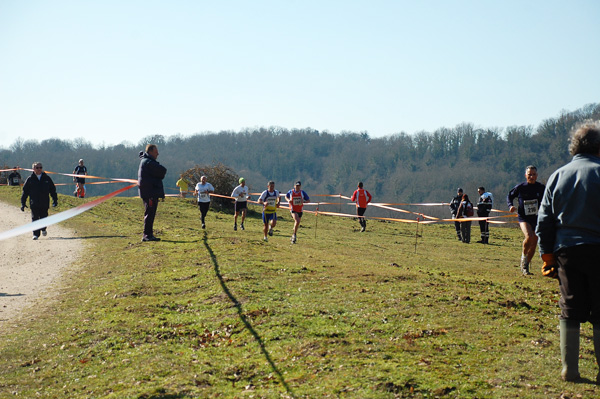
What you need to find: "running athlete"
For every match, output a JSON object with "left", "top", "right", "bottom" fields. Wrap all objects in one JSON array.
[
  {"left": 285, "top": 181, "right": 310, "bottom": 243},
  {"left": 8, "top": 167, "right": 22, "bottom": 186},
  {"left": 507, "top": 165, "right": 546, "bottom": 275},
  {"left": 231, "top": 177, "right": 250, "bottom": 231},
  {"left": 194, "top": 176, "right": 214, "bottom": 229},
  {"left": 351, "top": 182, "right": 372, "bottom": 232},
  {"left": 73, "top": 159, "right": 87, "bottom": 198},
  {"left": 176, "top": 175, "right": 189, "bottom": 198},
  {"left": 258, "top": 181, "right": 280, "bottom": 242}
]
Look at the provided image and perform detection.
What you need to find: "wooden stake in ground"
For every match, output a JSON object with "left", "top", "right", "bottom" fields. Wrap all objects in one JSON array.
[
  {"left": 414, "top": 215, "right": 420, "bottom": 254},
  {"left": 314, "top": 203, "right": 319, "bottom": 239}
]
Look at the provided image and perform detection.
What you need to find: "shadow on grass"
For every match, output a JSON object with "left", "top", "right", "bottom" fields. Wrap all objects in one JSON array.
[
  {"left": 202, "top": 232, "right": 295, "bottom": 397},
  {"left": 138, "top": 389, "right": 188, "bottom": 399},
  {"left": 573, "top": 377, "right": 598, "bottom": 385},
  {"left": 160, "top": 239, "right": 202, "bottom": 244},
  {"left": 48, "top": 235, "right": 127, "bottom": 240}
]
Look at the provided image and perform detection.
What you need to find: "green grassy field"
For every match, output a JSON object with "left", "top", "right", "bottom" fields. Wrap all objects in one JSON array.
[{"left": 1, "top": 187, "right": 598, "bottom": 398}]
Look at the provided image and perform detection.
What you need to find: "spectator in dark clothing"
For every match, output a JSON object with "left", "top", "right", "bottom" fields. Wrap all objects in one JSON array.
[
  {"left": 456, "top": 194, "right": 474, "bottom": 244},
  {"left": 138, "top": 144, "right": 167, "bottom": 242},
  {"left": 449, "top": 188, "right": 464, "bottom": 241},
  {"left": 476, "top": 187, "right": 493, "bottom": 244},
  {"left": 20, "top": 162, "right": 58, "bottom": 240}
]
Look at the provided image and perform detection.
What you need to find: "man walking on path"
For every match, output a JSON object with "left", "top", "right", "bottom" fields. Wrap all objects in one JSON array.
[
  {"left": 231, "top": 177, "right": 249, "bottom": 231},
  {"left": 21, "top": 162, "right": 58, "bottom": 240},
  {"left": 258, "top": 181, "right": 280, "bottom": 242},
  {"left": 476, "top": 187, "right": 493, "bottom": 244},
  {"left": 351, "top": 182, "right": 372, "bottom": 232},
  {"left": 507, "top": 165, "right": 545, "bottom": 275},
  {"left": 285, "top": 181, "right": 310, "bottom": 243},
  {"left": 194, "top": 176, "right": 214, "bottom": 229},
  {"left": 536, "top": 123, "right": 600, "bottom": 382},
  {"left": 138, "top": 144, "right": 167, "bottom": 242}
]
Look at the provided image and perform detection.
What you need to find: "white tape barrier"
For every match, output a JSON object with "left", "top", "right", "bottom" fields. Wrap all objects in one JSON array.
[{"left": 0, "top": 184, "right": 136, "bottom": 242}]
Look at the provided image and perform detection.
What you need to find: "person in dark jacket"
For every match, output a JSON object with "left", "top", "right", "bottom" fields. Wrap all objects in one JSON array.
[
  {"left": 449, "top": 188, "right": 463, "bottom": 241},
  {"left": 476, "top": 187, "right": 493, "bottom": 244},
  {"left": 20, "top": 162, "right": 58, "bottom": 240},
  {"left": 138, "top": 144, "right": 167, "bottom": 242},
  {"left": 456, "top": 194, "right": 473, "bottom": 244}
]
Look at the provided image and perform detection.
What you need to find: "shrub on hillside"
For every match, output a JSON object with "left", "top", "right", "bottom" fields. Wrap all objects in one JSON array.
[{"left": 181, "top": 163, "right": 238, "bottom": 211}]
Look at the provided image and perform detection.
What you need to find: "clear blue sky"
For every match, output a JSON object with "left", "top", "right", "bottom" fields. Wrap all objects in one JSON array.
[{"left": 1, "top": 0, "right": 599, "bottom": 148}]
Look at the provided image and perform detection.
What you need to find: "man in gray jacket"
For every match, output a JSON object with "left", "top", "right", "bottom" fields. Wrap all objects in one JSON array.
[{"left": 536, "top": 123, "right": 600, "bottom": 382}]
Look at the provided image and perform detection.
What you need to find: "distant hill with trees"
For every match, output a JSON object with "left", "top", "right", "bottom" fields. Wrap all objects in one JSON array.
[{"left": 2, "top": 103, "right": 598, "bottom": 218}]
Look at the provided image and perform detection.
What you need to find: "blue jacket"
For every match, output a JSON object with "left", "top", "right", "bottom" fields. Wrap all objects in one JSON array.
[
  {"left": 536, "top": 154, "right": 600, "bottom": 254},
  {"left": 137, "top": 152, "right": 167, "bottom": 200}
]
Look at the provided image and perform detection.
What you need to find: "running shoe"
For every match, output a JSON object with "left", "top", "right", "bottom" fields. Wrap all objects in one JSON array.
[
  {"left": 42, "top": 230, "right": 47, "bottom": 236},
  {"left": 234, "top": 224, "right": 237, "bottom": 231},
  {"left": 241, "top": 223, "right": 245, "bottom": 230},
  {"left": 263, "top": 236, "right": 268, "bottom": 242},
  {"left": 268, "top": 228, "right": 273, "bottom": 236},
  {"left": 32, "top": 236, "right": 39, "bottom": 240}
]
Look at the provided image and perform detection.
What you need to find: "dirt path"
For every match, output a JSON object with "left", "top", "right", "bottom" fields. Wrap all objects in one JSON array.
[{"left": 0, "top": 201, "right": 82, "bottom": 330}]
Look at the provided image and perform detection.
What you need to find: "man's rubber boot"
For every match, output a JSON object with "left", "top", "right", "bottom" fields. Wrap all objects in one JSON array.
[
  {"left": 560, "top": 319, "right": 581, "bottom": 381},
  {"left": 593, "top": 324, "right": 600, "bottom": 384}
]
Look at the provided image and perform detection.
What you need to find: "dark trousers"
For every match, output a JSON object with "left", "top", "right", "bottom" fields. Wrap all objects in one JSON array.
[
  {"left": 460, "top": 220, "right": 471, "bottom": 243},
  {"left": 478, "top": 219, "right": 489, "bottom": 241},
  {"left": 557, "top": 244, "right": 600, "bottom": 323},
  {"left": 143, "top": 197, "right": 159, "bottom": 238},
  {"left": 31, "top": 207, "right": 48, "bottom": 237},
  {"left": 454, "top": 220, "right": 461, "bottom": 238},
  {"left": 198, "top": 202, "right": 210, "bottom": 223}
]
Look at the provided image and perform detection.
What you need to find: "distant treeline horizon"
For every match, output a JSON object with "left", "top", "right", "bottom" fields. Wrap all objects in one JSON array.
[{"left": 2, "top": 102, "right": 598, "bottom": 219}]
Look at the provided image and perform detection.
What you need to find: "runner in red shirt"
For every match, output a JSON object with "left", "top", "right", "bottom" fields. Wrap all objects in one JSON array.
[
  {"left": 285, "top": 181, "right": 310, "bottom": 244},
  {"left": 351, "top": 182, "right": 372, "bottom": 232}
]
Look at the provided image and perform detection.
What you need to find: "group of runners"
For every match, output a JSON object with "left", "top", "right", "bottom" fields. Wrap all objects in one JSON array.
[{"left": 179, "top": 177, "right": 371, "bottom": 244}]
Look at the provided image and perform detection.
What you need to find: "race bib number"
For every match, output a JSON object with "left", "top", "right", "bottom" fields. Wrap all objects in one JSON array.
[
  {"left": 200, "top": 193, "right": 209, "bottom": 200},
  {"left": 266, "top": 197, "right": 277, "bottom": 210},
  {"left": 293, "top": 197, "right": 302, "bottom": 206},
  {"left": 239, "top": 192, "right": 246, "bottom": 199},
  {"left": 523, "top": 199, "right": 538, "bottom": 216},
  {"left": 12, "top": 178, "right": 20, "bottom": 184}
]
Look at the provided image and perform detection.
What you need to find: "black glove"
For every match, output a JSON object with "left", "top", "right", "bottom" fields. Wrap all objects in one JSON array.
[
  {"left": 21, "top": 204, "right": 27, "bottom": 212},
  {"left": 52, "top": 200, "right": 58, "bottom": 207}
]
